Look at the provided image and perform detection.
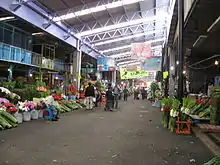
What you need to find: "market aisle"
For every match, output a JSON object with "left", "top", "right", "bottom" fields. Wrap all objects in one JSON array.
[{"left": 0, "top": 98, "right": 213, "bottom": 165}]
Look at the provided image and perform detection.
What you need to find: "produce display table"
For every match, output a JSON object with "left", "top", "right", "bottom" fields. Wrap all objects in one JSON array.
[
  {"left": 197, "top": 124, "right": 220, "bottom": 133},
  {"left": 190, "top": 115, "right": 210, "bottom": 124}
]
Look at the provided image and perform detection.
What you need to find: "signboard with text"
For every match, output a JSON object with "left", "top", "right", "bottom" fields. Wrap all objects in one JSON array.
[
  {"left": 97, "top": 57, "right": 115, "bottom": 71},
  {"left": 120, "top": 68, "right": 148, "bottom": 80}
]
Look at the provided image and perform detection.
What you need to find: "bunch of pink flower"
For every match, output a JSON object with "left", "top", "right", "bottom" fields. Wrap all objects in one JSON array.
[{"left": 24, "top": 102, "right": 35, "bottom": 111}]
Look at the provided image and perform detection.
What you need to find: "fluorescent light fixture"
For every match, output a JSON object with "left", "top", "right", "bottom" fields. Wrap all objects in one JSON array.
[
  {"left": 102, "top": 45, "right": 131, "bottom": 53},
  {"left": 108, "top": 52, "right": 131, "bottom": 58},
  {"left": 53, "top": 0, "right": 144, "bottom": 22},
  {"left": 32, "top": 32, "right": 45, "bottom": 36},
  {"left": 0, "top": 16, "right": 15, "bottom": 21},
  {"left": 95, "top": 29, "right": 165, "bottom": 46},
  {"left": 77, "top": 14, "right": 167, "bottom": 37},
  {"left": 102, "top": 38, "right": 165, "bottom": 53},
  {"left": 116, "top": 57, "right": 137, "bottom": 61},
  {"left": 119, "top": 62, "right": 141, "bottom": 67},
  {"left": 193, "top": 35, "right": 207, "bottom": 48},
  {"left": 207, "top": 16, "right": 220, "bottom": 33},
  {"left": 118, "top": 60, "right": 140, "bottom": 65}
]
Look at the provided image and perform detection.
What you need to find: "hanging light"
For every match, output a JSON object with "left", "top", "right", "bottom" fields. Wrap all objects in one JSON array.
[
  {"left": 176, "top": 61, "right": 179, "bottom": 65},
  {"left": 29, "top": 73, "right": 33, "bottom": 77},
  {"left": 183, "top": 70, "right": 186, "bottom": 74},
  {"left": 170, "top": 66, "right": 174, "bottom": 70},
  {"left": 215, "top": 60, "right": 219, "bottom": 65},
  {"left": 55, "top": 76, "right": 59, "bottom": 80}
]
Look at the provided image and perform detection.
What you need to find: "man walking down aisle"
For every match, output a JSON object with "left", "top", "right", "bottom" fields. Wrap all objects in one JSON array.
[
  {"left": 123, "top": 86, "right": 129, "bottom": 101},
  {"left": 85, "top": 82, "right": 95, "bottom": 110},
  {"left": 113, "top": 84, "right": 121, "bottom": 109}
]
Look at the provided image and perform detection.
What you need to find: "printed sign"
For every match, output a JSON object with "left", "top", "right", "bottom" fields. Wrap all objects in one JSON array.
[
  {"left": 120, "top": 68, "right": 148, "bottom": 80},
  {"left": 142, "top": 56, "right": 162, "bottom": 71},
  {"left": 131, "top": 42, "right": 152, "bottom": 61}
]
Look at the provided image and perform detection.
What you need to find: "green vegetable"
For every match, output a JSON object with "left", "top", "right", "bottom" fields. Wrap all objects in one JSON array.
[
  {"left": 0, "top": 110, "right": 17, "bottom": 124},
  {"left": 204, "top": 156, "right": 220, "bottom": 165},
  {"left": 0, "top": 116, "right": 12, "bottom": 129}
]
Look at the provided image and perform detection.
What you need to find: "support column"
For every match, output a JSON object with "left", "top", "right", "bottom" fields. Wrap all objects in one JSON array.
[
  {"left": 177, "top": 0, "right": 184, "bottom": 99},
  {"left": 72, "top": 50, "right": 82, "bottom": 90},
  {"left": 114, "top": 70, "right": 117, "bottom": 84}
]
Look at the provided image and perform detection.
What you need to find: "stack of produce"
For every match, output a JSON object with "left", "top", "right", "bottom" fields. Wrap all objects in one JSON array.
[
  {"left": 58, "top": 100, "right": 83, "bottom": 112},
  {"left": 169, "top": 99, "right": 181, "bottom": 132},
  {"left": 161, "top": 98, "right": 172, "bottom": 128},
  {"left": 203, "top": 156, "right": 220, "bottom": 165},
  {"left": 0, "top": 109, "right": 18, "bottom": 130},
  {"left": 209, "top": 87, "right": 220, "bottom": 125},
  {"left": 189, "top": 98, "right": 211, "bottom": 118}
]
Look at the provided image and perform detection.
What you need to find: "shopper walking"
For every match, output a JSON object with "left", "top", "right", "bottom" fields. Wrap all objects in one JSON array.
[
  {"left": 141, "top": 87, "right": 145, "bottom": 100},
  {"left": 134, "top": 88, "right": 139, "bottom": 100},
  {"left": 85, "top": 82, "right": 95, "bottom": 110},
  {"left": 95, "top": 88, "right": 102, "bottom": 107},
  {"left": 123, "top": 86, "right": 129, "bottom": 101},
  {"left": 105, "top": 87, "right": 114, "bottom": 111},
  {"left": 113, "top": 84, "right": 120, "bottom": 109}
]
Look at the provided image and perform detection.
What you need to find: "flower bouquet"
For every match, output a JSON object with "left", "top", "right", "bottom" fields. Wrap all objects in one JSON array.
[
  {"left": 0, "top": 97, "right": 9, "bottom": 104},
  {"left": 168, "top": 99, "right": 181, "bottom": 132},
  {"left": 24, "top": 102, "right": 39, "bottom": 120},
  {"left": 53, "top": 95, "right": 63, "bottom": 101},
  {"left": 4, "top": 102, "right": 18, "bottom": 114},
  {"left": 18, "top": 102, "right": 34, "bottom": 121}
]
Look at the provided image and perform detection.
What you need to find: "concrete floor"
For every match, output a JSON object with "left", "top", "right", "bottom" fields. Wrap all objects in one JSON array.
[{"left": 0, "top": 99, "right": 213, "bottom": 165}]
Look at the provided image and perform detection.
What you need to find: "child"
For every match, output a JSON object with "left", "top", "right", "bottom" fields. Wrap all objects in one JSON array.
[{"left": 105, "top": 87, "right": 114, "bottom": 111}]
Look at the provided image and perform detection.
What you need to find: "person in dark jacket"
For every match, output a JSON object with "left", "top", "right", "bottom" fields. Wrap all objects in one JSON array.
[
  {"left": 85, "top": 82, "right": 95, "bottom": 110},
  {"left": 105, "top": 87, "right": 114, "bottom": 111}
]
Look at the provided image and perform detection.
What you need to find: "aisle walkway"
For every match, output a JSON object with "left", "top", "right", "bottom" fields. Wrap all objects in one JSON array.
[{"left": 0, "top": 99, "right": 212, "bottom": 165}]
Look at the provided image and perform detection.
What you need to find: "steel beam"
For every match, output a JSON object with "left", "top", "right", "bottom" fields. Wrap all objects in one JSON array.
[
  {"left": 75, "top": 6, "right": 168, "bottom": 36},
  {"left": 85, "top": 21, "right": 166, "bottom": 43},
  {"left": 52, "top": 0, "right": 145, "bottom": 22},
  {"left": 0, "top": 0, "right": 102, "bottom": 59}
]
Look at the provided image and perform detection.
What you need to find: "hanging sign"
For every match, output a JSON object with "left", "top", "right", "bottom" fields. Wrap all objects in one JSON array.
[
  {"left": 142, "top": 56, "right": 162, "bottom": 71},
  {"left": 120, "top": 68, "right": 148, "bottom": 80},
  {"left": 131, "top": 42, "right": 152, "bottom": 61},
  {"left": 163, "top": 71, "right": 169, "bottom": 79}
]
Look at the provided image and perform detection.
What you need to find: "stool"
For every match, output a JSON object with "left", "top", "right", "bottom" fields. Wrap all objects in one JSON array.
[{"left": 176, "top": 117, "right": 191, "bottom": 135}]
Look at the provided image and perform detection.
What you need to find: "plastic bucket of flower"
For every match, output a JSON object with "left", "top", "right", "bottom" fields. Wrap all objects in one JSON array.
[
  {"left": 23, "top": 111, "right": 31, "bottom": 121},
  {"left": 31, "top": 110, "right": 38, "bottom": 120},
  {"left": 14, "top": 111, "right": 23, "bottom": 124}
]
